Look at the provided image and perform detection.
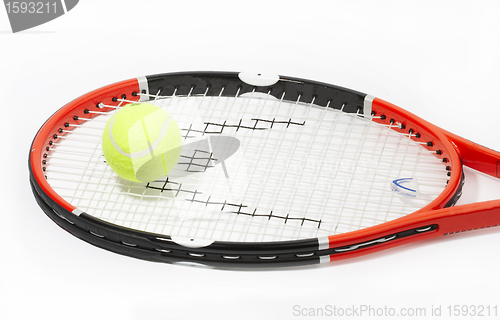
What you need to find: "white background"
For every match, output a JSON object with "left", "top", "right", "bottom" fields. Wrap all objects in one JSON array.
[{"left": 1, "top": 1, "right": 500, "bottom": 319}]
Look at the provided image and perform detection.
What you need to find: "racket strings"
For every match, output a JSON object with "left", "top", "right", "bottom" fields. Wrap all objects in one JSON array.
[
  {"left": 250, "top": 93, "right": 325, "bottom": 241},
  {"left": 45, "top": 86, "right": 450, "bottom": 242},
  {"left": 202, "top": 88, "right": 278, "bottom": 241},
  {"left": 383, "top": 125, "right": 417, "bottom": 222},
  {"left": 71, "top": 98, "right": 129, "bottom": 225},
  {"left": 48, "top": 174, "right": 439, "bottom": 219},
  {"left": 332, "top": 107, "right": 377, "bottom": 232}
]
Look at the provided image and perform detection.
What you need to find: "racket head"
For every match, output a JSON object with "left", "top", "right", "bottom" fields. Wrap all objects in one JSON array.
[{"left": 29, "top": 72, "right": 463, "bottom": 267}]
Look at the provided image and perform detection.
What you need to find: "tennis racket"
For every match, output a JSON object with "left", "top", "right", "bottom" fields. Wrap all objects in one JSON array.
[{"left": 29, "top": 71, "right": 500, "bottom": 267}]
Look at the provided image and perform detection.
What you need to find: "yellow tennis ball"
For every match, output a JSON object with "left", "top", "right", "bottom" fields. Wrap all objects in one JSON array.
[{"left": 102, "top": 103, "right": 182, "bottom": 183}]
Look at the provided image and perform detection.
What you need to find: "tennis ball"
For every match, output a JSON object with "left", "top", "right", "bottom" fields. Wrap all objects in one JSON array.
[{"left": 102, "top": 103, "right": 182, "bottom": 183}]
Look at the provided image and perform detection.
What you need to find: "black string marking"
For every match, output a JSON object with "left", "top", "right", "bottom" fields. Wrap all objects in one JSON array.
[
  {"left": 232, "top": 206, "right": 321, "bottom": 228},
  {"left": 253, "top": 118, "right": 306, "bottom": 129},
  {"left": 203, "top": 118, "right": 305, "bottom": 134},
  {"left": 146, "top": 178, "right": 201, "bottom": 197},
  {"left": 186, "top": 193, "right": 322, "bottom": 228},
  {"left": 188, "top": 196, "right": 229, "bottom": 207},
  {"left": 146, "top": 178, "right": 321, "bottom": 228},
  {"left": 177, "top": 149, "right": 218, "bottom": 172},
  {"left": 182, "top": 124, "right": 200, "bottom": 139}
]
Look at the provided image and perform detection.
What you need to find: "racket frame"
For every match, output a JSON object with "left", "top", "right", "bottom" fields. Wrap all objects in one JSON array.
[{"left": 29, "top": 72, "right": 500, "bottom": 266}]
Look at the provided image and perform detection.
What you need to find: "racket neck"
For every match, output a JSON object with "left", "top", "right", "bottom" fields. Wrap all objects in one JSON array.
[{"left": 443, "top": 131, "right": 500, "bottom": 179}]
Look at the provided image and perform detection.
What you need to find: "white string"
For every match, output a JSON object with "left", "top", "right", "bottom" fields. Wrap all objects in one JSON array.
[{"left": 45, "top": 92, "right": 449, "bottom": 242}]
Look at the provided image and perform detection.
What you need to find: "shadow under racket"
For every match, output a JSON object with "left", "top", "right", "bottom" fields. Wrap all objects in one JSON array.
[{"left": 116, "top": 135, "right": 240, "bottom": 190}]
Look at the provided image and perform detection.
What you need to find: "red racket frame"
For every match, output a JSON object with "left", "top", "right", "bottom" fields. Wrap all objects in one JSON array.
[
  {"left": 325, "top": 97, "right": 500, "bottom": 262},
  {"left": 29, "top": 73, "right": 500, "bottom": 265}
]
